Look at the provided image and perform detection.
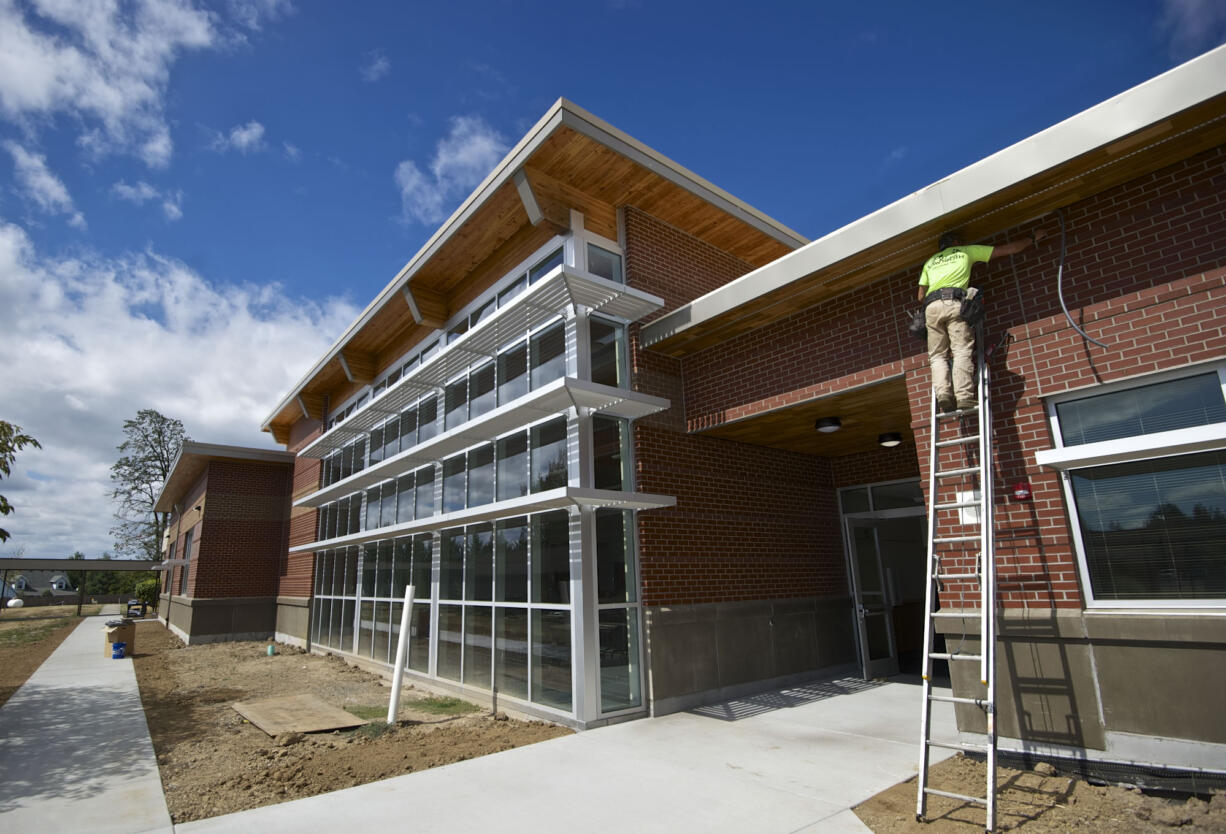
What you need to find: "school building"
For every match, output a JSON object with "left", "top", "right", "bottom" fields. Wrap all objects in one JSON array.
[{"left": 158, "top": 46, "right": 1226, "bottom": 775}]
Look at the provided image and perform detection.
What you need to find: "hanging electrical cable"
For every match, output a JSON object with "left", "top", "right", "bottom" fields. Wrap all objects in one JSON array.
[{"left": 1054, "top": 208, "right": 1109, "bottom": 349}]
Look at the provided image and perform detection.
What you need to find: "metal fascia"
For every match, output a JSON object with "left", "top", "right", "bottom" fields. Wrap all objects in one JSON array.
[{"left": 641, "top": 44, "right": 1226, "bottom": 349}]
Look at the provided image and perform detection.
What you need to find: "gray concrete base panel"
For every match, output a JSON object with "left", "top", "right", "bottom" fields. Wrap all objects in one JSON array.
[
  {"left": 0, "top": 616, "right": 172, "bottom": 834},
  {"left": 645, "top": 595, "right": 857, "bottom": 715}
]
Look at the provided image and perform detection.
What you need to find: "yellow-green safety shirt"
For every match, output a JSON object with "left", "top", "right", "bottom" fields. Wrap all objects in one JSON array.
[{"left": 919, "top": 245, "right": 994, "bottom": 294}]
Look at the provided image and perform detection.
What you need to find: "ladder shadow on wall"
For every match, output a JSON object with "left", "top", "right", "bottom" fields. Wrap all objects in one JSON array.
[{"left": 991, "top": 361, "right": 1096, "bottom": 752}]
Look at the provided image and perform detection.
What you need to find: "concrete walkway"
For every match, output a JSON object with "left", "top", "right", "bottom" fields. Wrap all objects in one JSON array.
[
  {"left": 0, "top": 612, "right": 172, "bottom": 834},
  {"left": 1, "top": 613, "right": 958, "bottom": 834},
  {"left": 180, "top": 676, "right": 958, "bottom": 834}
]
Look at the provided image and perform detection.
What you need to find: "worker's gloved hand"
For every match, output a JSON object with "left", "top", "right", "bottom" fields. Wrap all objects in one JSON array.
[{"left": 908, "top": 308, "right": 927, "bottom": 340}]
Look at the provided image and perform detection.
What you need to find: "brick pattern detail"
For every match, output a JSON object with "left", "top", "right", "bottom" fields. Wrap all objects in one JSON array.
[
  {"left": 626, "top": 209, "right": 847, "bottom": 606},
  {"left": 624, "top": 206, "right": 754, "bottom": 321},
  {"left": 635, "top": 424, "right": 843, "bottom": 605},
  {"left": 675, "top": 145, "right": 1226, "bottom": 612},
  {"left": 164, "top": 461, "right": 292, "bottom": 599}
]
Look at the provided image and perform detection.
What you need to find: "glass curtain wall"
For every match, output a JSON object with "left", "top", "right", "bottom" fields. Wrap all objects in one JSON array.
[{"left": 307, "top": 237, "right": 644, "bottom": 721}]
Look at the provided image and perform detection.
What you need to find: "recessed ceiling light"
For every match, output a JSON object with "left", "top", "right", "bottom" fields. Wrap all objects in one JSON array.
[
  {"left": 815, "top": 417, "right": 841, "bottom": 433},
  {"left": 878, "top": 432, "right": 903, "bottom": 448}
]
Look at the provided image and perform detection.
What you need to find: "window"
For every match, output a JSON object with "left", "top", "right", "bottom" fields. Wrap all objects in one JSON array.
[
  {"left": 593, "top": 416, "right": 627, "bottom": 491},
  {"left": 531, "top": 418, "right": 568, "bottom": 492},
  {"left": 586, "top": 243, "right": 623, "bottom": 284},
  {"left": 179, "top": 528, "right": 194, "bottom": 595},
  {"left": 530, "top": 321, "right": 566, "bottom": 389},
  {"left": 529, "top": 248, "right": 563, "bottom": 284},
  {"left": 1042, "top": 366, "right": 1226, "bottom": 605},
  {"left": 589, "top": 316, "right": 625, "bottom": 387}
]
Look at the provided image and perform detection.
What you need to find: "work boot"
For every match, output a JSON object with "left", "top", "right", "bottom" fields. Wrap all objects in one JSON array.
[
  {"left": 956, "top": 399, "right": 976, "bottom": 411},
  {"left": 937, "top": 395, "right": 956, "bottom": 414}
]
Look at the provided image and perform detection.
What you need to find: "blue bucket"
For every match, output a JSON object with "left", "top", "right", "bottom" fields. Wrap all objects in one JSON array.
[{"left": 111, "top": 642, "right": 126, "bottom": 659}]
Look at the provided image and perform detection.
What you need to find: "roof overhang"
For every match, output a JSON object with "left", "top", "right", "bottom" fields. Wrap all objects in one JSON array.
[
  {"left": 642, "top": 45, "right": 1226, "bottom": 357},
  {"left": 0, "top": 558, "right": 161, "bottom": 572},
  {"left": 260, "top": 98, "right": 808, "bottom": 439},
  {"left": 154, "top": 441, "right": 296, "bottom": 514}
]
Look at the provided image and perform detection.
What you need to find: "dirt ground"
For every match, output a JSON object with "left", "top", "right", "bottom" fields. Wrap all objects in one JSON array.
[
  {"left": 855, "top": 753, "right": 1226, "bottom": 832},
  {"left": 131, "top": 621, "right": 571, "bottom": 823}
]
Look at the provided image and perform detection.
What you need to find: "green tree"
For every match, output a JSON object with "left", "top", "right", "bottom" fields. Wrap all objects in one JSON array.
[
  {"left": 0, "top": 420, "right": 41, "bottom": 543},
  {"left": 109, "top": 410, "right": 188, "bottom": 560}
]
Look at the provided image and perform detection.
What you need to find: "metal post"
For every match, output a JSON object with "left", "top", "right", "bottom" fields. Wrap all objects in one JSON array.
[{"left": 386, "top": 584, "right": 415, "bottom": 724}]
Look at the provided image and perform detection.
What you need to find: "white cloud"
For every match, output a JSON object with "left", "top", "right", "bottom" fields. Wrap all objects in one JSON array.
[
  {"left": 227, "top": 0, "right": 295, "bottom": 31},
  {"left": 884, "top": 146, "right": 908, "bottom": 164},
  {"left": 283, "top": 141, "right": 301, "bottom": 162},
  {"left": 111, "top": 179, "right": 183, "bottom": 220},
  {"left": 5, "top": 141, "right": 86, "bottom": 228},
  {"left": 1160, "top": 0, "right": 1226, "bottom": 59},
  {"left": 361, "top": 49, "right": 390, "bottom": 83},
  {"left": 0, "top": 217, "right": 359, "bottom": 558},
  {"left": 0, "top": 0, "right": 217, "bottom": 168},
  {"left": 211, "top": 119, "right": 266, "bottom": 153},
  {"left": 395, "top": 115, "right": 509, "bottom": 225}
]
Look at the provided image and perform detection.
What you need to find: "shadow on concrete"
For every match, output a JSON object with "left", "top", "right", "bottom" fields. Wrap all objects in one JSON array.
[
  {"left": 688, "top": 676, "right": 885, "bottom": 722},
  {"left": 0, "top": 679, "right": 157, "bottom": 813}
]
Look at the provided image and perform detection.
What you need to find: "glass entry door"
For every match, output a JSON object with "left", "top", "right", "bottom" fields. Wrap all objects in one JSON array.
[{"left": 846, "top": 518, "right": 898, "bottom": 678}]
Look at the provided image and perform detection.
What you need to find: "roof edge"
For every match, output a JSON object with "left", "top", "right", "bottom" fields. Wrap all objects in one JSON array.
[
  {"left": 642, "top": 44, "right": 1226, "bottom": 350},
  {"left": 261, "top": 98, "right": 809, "bottom": 432}
]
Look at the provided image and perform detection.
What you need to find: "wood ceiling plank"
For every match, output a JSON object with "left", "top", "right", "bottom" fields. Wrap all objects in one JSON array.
[{"left": 698, "top": 377, "right": 914, "bottom": 457}]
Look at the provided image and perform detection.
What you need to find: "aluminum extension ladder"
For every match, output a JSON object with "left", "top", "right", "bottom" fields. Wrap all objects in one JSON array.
[{"left": 916, "top": 322, "right": 1000, "bottom": 832}]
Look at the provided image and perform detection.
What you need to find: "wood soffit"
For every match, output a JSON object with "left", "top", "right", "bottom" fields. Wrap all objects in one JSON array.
[
  {"left": 648, "top": 93, "right": 1226, "bottom": 358},
  {"left": 697, "top": 377, "right": 914, "bottom": 458},
  {"left": 267, "top": 120, "right": 800, "bottom": 434}
]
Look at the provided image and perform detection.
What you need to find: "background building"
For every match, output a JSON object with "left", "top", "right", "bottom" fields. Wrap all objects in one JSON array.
[{"left": 156, "top": 442, "right": 295, "bottom": 643}]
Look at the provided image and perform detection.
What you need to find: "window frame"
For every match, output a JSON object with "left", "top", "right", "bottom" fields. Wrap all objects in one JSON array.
[{"left": 1041, "top": 362, "right": 1226, "bottom": 609}]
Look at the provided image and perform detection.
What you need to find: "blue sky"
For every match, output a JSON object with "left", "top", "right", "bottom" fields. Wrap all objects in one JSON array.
[{"left": 1, "top": 0, "right": 1224, "bottom": 559}]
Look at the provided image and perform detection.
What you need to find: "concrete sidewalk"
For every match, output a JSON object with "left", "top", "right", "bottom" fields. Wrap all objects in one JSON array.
[
  {"left": 0, "top": 613, "right": 172, "bottom": 834},
  {"left": 180, "top": 676, "right": 958, "bottom": 834}
]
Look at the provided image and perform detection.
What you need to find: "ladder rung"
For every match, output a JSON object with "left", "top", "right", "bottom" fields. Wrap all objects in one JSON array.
[
  {"left": 929, "top": 652, "right": 983, "bottom": 662},
  {"left": 934, "top": 466, "right": 980, "bottom": 478},
  {"left": 936, "top": 572, "right": 979, "bottom": 581},
  {"left": 928, "top": 694, "right": 988, "bottom": 707},
  {"left": 935, "top": 435, "right": 980, "bottom": 447},
  {"left": 934, "top": 502, "right": 981, "bottom": 511},
  {"left": 924, "top": 787, "right": 988, "bottom": 806},
  {"left": 931, "top": 611, "right": 972, "bottom": 618},
  {"left": 934, "top": 535, "right": 980, "bottom": 543},
  {"left": 936, "top": 405, "right": 979, "bottom": 418}
]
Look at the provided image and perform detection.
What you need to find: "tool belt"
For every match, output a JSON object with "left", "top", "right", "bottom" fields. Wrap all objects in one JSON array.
[
  {"left": 917, "top": 286, "right": 985, "bottom": 329},
  {"left": 923, "top": 287, "right": 967, "bottom": 305}
]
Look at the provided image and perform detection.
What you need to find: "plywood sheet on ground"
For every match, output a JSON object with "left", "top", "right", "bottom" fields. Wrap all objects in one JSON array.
[{"left": 232, "top": 694, "right": 367, "bottom": 735}]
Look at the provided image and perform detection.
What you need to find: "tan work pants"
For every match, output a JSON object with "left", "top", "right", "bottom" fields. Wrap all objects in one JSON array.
[{"left": 925, "top": 298, "right": 975, "bottom": 406}]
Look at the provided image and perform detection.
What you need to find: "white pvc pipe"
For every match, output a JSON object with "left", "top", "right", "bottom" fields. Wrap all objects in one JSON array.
[{"left": 386, "top": 584, "right": 415, "bottom": 724}]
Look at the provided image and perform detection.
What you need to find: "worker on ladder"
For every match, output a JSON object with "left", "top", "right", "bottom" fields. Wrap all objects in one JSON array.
[{"left": 917, "top": 230, "right": 1046, "bottom": 413}]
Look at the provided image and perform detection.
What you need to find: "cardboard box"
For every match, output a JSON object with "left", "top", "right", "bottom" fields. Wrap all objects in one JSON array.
[{"left": 104, "top": 621, "right": 136, "bottom": 657}]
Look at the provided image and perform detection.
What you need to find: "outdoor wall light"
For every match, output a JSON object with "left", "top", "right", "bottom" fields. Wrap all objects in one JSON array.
[
  {"left": 878, "top": 432, "right": 903, "bottom": 448},
  {"left": 815, "top": 417, "right": 842, "bottom": 433}
]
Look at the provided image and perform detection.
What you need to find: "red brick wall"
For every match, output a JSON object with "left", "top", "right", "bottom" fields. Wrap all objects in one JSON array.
[
  {"left": 624, "top": 206, "right": 754, "bottom": 322},
  {"left": 635, "top": 425, "right": 841, "bottom": 605},
  {"left": 830, "top": 445, "right": 920, "bottom": 488},
  {"left": 626, "top": 209, "right": 848, "bottom": 606},
  {"left": 192, "top": 460, "right": 292, "bottom": 599},
  {"left": 280, "top": 420, "right": 323, "bottom": 598},
  {"left": 674, "top": 145, "right": 1226, "bottom": 611}
]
